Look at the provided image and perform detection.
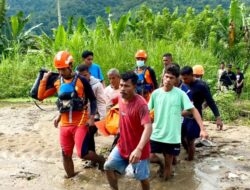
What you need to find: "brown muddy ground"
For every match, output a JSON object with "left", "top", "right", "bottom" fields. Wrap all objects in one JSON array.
[{"left": 0, "top": 103, "right": 249, "bottom": 190}]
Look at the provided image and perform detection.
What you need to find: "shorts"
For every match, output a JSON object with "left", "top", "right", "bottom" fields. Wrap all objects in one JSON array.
[
  {"left": 235, "top": 86, "right": 243, "bottom": 94},
  {"left": 182, "top": 118, "right": 200, "bottom": 141},
  {"left": 150, "top": 140, "right": 180, "bottom": 156},
  {"left": 60, "top": 125, "right": 89, "bottom": 158},
  {"left": 104, "top": 146, "right": 150, "bottom": 181}
]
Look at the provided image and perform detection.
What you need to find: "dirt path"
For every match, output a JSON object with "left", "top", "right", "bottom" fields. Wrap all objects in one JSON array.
[{"left": 0, "top": 103, "right": 249, "bottom": 190}]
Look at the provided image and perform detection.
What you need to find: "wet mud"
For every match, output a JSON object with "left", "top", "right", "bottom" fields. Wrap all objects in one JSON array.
[{"left": 0, "top": 103, "right": 249, "bottom": 190}]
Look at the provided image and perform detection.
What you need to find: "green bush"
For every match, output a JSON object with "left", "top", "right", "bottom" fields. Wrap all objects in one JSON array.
[
  {"left": 0, "top": 38, "right": 219, "bottom": 98},
  {"left": 203, "top": 91, "right": 239, "bottom": 122},
  {"left": 0, "top": 2, "right": 249, "bottom": 105}
]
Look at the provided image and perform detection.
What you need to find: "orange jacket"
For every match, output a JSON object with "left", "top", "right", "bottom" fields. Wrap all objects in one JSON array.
[{"left": 38, "top": 77, "right": 88, "bottom": 127}]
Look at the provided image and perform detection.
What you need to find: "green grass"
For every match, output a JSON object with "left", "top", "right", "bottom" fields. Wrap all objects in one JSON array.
[
  {"left": 0, "top": 38, "right": 221, "bottom": 98},
  {"left": 234, "top": 100, "right": 250, "bottom": 111}
]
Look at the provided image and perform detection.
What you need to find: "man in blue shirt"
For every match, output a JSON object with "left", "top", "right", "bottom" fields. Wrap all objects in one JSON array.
[{"left": 82, "top": 50, "right": 105, "bottom": 86}]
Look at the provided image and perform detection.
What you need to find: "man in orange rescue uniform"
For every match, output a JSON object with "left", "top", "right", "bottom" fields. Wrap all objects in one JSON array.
[
  {"left": 38, "top": 51, "right": 105, "bottom": 178},
  {"left": 192, "top": 65, "right": 205, "bottom": 80},
  {"left": 134, "top": 50, "right": 158, "bottom": 102}
]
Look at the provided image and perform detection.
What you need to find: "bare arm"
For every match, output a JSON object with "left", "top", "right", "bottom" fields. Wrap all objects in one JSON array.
[
  {"left": 137, "top": 123, "right": 152, "bottom": 151},
  {"left": 129, "top": 123, "right": 152, "bottom": 164},
  {"left": 182, "top": 110, "right": 192, "bottom": 117},
  {"left": 96, "top": 84, "right": 107, "bottom": 120},
  {"left": 238, "top": 79, "right": 244, "bottom": 86}
]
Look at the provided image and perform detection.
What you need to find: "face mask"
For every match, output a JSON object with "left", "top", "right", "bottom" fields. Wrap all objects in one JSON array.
[{"left": 136, "top": 60, "right": 145, "bottom": 67}]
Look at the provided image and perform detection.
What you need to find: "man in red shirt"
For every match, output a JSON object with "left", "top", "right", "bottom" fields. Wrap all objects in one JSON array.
[{"left": 104, "top": 72, "right": 152, "bottom": 190}]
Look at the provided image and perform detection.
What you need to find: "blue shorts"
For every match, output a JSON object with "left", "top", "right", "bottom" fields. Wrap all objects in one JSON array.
[
  {"left": 104, "top": 146, "right": 150, "bottom": 181},
  {"left": 182, "top": 118, "right": 200, "bottom": 141}
]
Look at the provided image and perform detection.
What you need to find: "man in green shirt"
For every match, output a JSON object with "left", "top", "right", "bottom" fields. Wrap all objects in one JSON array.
[{"left": 148, "top": 65, "right": 208, "bottom": 180}]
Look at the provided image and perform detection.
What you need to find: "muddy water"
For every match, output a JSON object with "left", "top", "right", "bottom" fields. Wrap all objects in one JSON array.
[{"left": 0, "top": 103, "right": 249, "bottom": 190}]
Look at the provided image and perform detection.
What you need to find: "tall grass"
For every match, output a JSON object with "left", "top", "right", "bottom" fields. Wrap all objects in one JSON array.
[{"left": 0, "top": 37, "right": 219, "bottom": 98}]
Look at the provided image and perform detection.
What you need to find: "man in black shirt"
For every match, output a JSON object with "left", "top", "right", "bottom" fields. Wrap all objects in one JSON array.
[
  {"left": 220, "top": 64, "right": 236, "bottom": 90},
  {"left": 180, "top": 66, "right": 223, "bottom": 160},
  {"left": 235, "top": 67, "right": 244, "bottom": 99}
]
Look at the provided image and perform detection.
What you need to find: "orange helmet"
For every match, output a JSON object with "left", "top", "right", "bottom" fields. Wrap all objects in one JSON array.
[
  {"left": 193, "top": 65, "right": 204, "bottom": 75},
  {"left": 135, "top": 50, "right": 147, "bottom": 59},
  {"left": 54, "top": 51, "right": 74, "bottom": 69}
]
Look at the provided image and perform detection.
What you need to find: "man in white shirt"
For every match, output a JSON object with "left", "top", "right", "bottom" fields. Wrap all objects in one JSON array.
[
  {"left": 78, "top": 64, "right": 106, "bottom": 120},
  {"left": 104, "top": 68, "right": 121, "bottom": 110},
  {"left": 217, "top": 62, "right": 225, "bottom": 90},
  {"left": 77, "top": 64, "right": 107, "bottom": 168}
]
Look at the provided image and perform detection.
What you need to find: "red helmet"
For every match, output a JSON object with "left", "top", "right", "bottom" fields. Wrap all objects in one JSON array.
[
  {"left": 54, "top": 51, "right": 74, "bottom": 69},
  {"left": 135, "top": 50, "right": 147, "bottom": 59}
]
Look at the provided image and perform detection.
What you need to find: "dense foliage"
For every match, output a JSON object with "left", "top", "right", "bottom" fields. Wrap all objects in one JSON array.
[
  {"left": 6, "top": 0, "right": 250, "bottom": 34},
  {"left": 0, "top": 0, "right": 249, "bottom": 105},
  {"left": 203, "top": 91, "right": 240, "bottom": 122}
]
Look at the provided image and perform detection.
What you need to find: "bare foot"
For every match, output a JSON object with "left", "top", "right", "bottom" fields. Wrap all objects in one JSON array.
[
  {"left": 98, "top": 155, "right": 106, "bottom": 171},
  {"left": 216, "top": 125, "right": 223, "bottom": 131},
  {"left": 185, "top": 157, "right": 193, "bottom": 161},
  {"left": 157, "top": 166, "right": 164, "bottom": 178},
  {"left": 172, "top": 157, "right": 178, "bottom": 165},
  {"left": 64, "top": 171, "right": 80, "bottom": 179}
]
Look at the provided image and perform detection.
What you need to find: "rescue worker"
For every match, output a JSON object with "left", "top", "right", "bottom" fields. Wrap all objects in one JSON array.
[
  {"left": 193, "top": 65, "right": 204, "bottom": 80},
  {"left": 134, "top": 50, "right": 158, "bottom": 102},
  {"left": 38, "top": 51, "right": 105, "bottom": 178}
]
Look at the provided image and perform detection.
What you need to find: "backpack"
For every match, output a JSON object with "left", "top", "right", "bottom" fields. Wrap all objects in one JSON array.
[
  {"left": 135, "top": 67, "right": 153, "bottom": 96},
  {"left": 30, "top": 68, "right": 59, "bottom": 100},
  {"left": 56, "top": 74, "right": 86, "bottom": 123}
]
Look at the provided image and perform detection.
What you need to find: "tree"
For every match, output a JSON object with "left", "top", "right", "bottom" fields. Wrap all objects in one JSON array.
[
  {"left": 57, "top": 0, "right": 62, "bottom": 26},
  {"left": 0, "top": 0, "right": 6, "bottom": 29},
  {"left": 0, "top": 11, "right": 42, "bottom": 55}
]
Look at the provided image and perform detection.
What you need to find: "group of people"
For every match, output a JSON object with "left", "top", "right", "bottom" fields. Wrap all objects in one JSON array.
[
  {"left": 37, "top": 50, "right": 224, "bottom": 190},
  {"left": 218, "top": 62, "right": 245, "bottom": 98}
]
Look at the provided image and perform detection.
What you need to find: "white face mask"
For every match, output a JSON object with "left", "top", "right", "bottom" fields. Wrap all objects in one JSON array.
[{"left": 136, "top": 60, "right": 145, "bottom": 67}]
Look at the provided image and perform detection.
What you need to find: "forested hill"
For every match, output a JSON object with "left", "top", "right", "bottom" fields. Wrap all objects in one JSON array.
[{"left": 6, "top": 0, "right": 250, "bottom": 33}]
